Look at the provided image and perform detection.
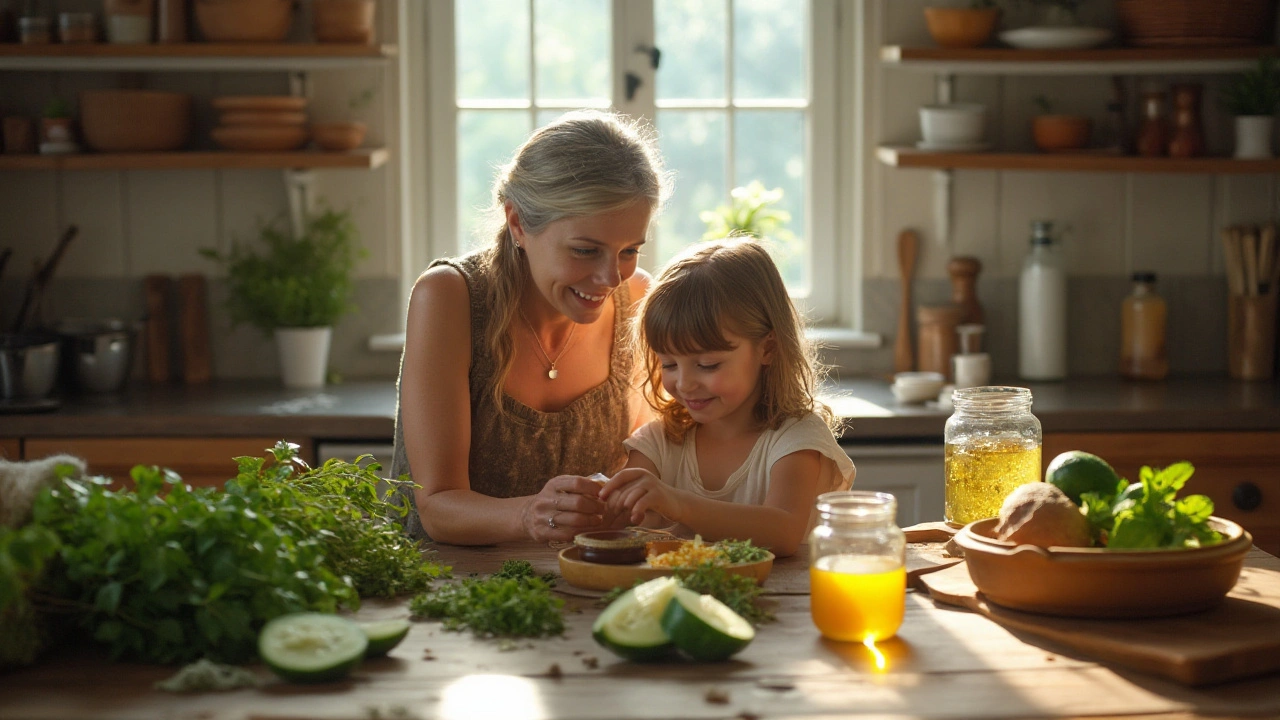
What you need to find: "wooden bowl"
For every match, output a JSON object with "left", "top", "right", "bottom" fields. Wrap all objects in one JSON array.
[
  {"left": 311, "top": 121, "right": 366, "bottom": 151},
  {"left": 211, "top": 125, "right": 309, "bottom": 152},
  {"left": 219, "top": 111, "right": 308, "bottom": 127},
  {"left": 923, "top": 7, "right": 1000, "bottom": 49},
  {"left": 195, "top": 0, "right": 295, "bottom": 42},
  {"left": 313, "top": 0, "right": 376, "bottom": 44},
  {"left": 1033, "top": 115, "right": 1093, "bottom": 152},
  {"left": 80, "top": 90, "right": 192, "bottom": 152},
  {"left": 559, "top": 540, "right": 774, "bottom": 592},
  {"left": 955, "top": 517, "right": 1252, "bottom": 618},
  {"left": 212, "top": 96, "right": 307, "bottom": 113}
]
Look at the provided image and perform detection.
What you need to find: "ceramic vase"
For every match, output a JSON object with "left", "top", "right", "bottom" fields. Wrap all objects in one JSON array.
[
  {"left": 274, "top": 326, "right": 331, "bottom": 389},
  {"left": 1234, "top": 116, "right": 1274, "bottom": 159}
]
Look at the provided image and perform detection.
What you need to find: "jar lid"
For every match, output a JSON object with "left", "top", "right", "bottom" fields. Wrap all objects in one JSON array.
[
  {"left": 815, "top": 490, "right": 897, "bottom": 522},
  {"left": 1132, "top": 271, "right": 1156, "bottom": 283}
]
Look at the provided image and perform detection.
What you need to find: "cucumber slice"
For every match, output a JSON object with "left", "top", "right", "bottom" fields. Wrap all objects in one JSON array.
[
  {"left": 259, "top": 613, "right": 368, "bottom": 683},
  {"left": 592, "top": 576, "right": 679, "bottom": 662},
  {"left": 660, "top": 587, "right": 755, "bottom": 662},
  {"left": 360, "top": 618, "right": 412, "bottom": 658}
]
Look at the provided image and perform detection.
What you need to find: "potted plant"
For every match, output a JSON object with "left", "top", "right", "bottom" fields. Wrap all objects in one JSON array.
[
  {"left": 1221, "top": 57, "right": 1280, "bottom": 160},
  {"left": 199, "top": 206, "right": 365, "bottom": 389},
  {"left": 1031, "top": 95, "right": 1091, "bottom": 153},
  {"left": 699, "top": 181, "right": 803, "bottom": 278},
  {"left": 38, "top": 98, "right": 76, "bottom": 154},
  {"left": 923, "top": 1, "right": 1001, "bottom": 50}
]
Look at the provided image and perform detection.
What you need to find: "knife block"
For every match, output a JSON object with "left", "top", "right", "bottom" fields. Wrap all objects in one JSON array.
[{"left": 1228, "top": 294, "right": 1277, "bottom": 381}]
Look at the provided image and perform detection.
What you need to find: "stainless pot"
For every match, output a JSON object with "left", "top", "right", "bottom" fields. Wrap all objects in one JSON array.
[
  {"left": 57, "top": 318, "right": 138, "bottom": 394},
  {"left": 0, "top": 333, "right": 60, "bottom": 400}
]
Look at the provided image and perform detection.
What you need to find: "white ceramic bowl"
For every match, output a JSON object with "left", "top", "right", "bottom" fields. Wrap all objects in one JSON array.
[
  {"left": 919, "top": 103, "right": 986, "bottom": 146},
  {"left": 891, "top": 371, "right": 946, "bottom": 404}
]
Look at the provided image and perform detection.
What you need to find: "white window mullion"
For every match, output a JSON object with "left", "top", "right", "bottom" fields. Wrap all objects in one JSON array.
[
  {"left": 613, "top": 0, "right": 657, "bottom": 272},
  {"left": 725, "top": 0, "right": 735, "bottom": 194},
  {"left": 807, "top": 0, "right": 839, "bottom": 321},
  {"left": 424, "top": 0, "right": 457, "bottom": 269},
  {"left": 528, "top": 0, "right": 538, "bottom": 125}
]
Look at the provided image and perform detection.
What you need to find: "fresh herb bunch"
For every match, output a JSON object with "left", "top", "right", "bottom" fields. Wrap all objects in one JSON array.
[
  {"left": 409, "top": 560, "right": 564, "bottom": 638},
  {"left": 0, "top": 524, "right": 61, "bottom": 667},
  {"left": 199, "top": 207, "right": 365, "bottom": 334},
  {"left": 1221, "top": 57, "right": 1280, "bottom": 117},
  {"left": 3, "top": 442, "right": 447, "bottom": 665},
  {"left": 1078, "top": 462, "right": 1222, "bottom": 549},
  {"left": 714, "top": 539, "right": 771, "bottom": 565}
]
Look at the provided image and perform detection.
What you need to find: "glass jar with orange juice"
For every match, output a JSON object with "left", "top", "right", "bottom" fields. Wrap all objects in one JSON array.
[{"left": 809, "top": 491, "right": 906, "bottom": 643}]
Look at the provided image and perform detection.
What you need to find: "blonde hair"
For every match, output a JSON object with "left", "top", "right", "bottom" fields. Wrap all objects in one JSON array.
[
  {"left": 637, "top": 238, "right": 832, "bottom": 443},
  {"left": 477, "top": 110, "right": 669, "bottom": 412}
]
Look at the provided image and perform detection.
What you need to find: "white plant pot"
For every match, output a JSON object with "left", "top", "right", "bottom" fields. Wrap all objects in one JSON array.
[
  {"left": 274, "top": 326, "right": 332, "bottom": 389},
  {"left": 1234, "top": 116, "right": 1274, "bottom": 159}
]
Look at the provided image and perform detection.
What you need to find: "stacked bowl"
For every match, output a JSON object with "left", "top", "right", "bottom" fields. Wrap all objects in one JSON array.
[
  {"left": 890, "top": 371, "right": 946, "bottom": 404},
  {"left": 210, "top": 96, "right": 309, "bottom": 152}
]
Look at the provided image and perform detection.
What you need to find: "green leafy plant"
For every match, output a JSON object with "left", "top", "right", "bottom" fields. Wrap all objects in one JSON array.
[
  {"left": 1221, "top": 57, "right": 1280, "bottom": 117},
  {"left": 699, "top": 181, "right": 796, "bottom": 244},
  {"left": 409, "top": 560, "right": 565, "bottom": 638},
  {"left": 199, "top": 207, "right": 365, "bottom": 334},
  {"left": 42, "top": 98, "right": 71, "bottom": 119},
  {"left": 1077, "top": 461, "right": 1222, "bottom": 549}
]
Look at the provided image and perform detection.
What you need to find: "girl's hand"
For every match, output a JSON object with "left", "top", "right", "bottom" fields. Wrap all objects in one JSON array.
[
  {"left": 601, "top": 468, "right": 684, "bottom": 527},
  {"left": 523, "top": 475, "right": 608, "bottom": 543}
]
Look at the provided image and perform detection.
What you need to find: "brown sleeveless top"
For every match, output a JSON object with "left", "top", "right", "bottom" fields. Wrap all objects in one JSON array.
[{"left": 391, "top": 251, "right": 634, "bottom": 540}]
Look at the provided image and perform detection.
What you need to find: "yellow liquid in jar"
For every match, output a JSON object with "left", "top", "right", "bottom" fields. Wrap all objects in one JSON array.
[
  {"left": 945, "top": 439, "right": 1041, "bottom": 525},
  {"left": 809, "top": 554, "right": 906, "bottom": 642}
]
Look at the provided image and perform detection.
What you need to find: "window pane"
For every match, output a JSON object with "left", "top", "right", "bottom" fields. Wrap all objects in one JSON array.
[
  {"left": 735, "top": 110, "right": 807, "bottom": 291},
  {"left": 535, "top": 0, "right": 610, "bottom": 104},
  {"left": 458, "top": 110, "right": 533, "bottom": 251},
  {"left": 734, "top": 0, "right": 806, "bottom": 100},
  {"left": 655, "top": 111, "right": 727, "bottom": 266},
  {"left": 457, "top": 0, "right": 529, "bottom": 101},
  {"left": 655, "top": 0, "right": 726, "bottom": 101}
]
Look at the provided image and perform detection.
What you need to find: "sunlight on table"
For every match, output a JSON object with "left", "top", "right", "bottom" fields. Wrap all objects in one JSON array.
[{"left": 439, "top": 674, "right": 545, "bottom": 720}]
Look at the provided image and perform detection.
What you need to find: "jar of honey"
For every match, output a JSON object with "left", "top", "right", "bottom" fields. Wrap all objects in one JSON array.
[
  {"left": 944, "top": 386, "right": 1041, "bottom": 526},
  {"left": 808, "top": 491, "right": 906, "bottom": 643}
]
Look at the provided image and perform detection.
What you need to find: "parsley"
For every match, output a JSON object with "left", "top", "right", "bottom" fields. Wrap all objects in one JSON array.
[
  {"left": 714, "top": 539, "right": 771, "bottom": 564},
  {"left": 409, "top": 561, "right": 564, "bottom": 638},
  {"left": 1079, "top": 461, "right": 1223, "bottom": 549}
]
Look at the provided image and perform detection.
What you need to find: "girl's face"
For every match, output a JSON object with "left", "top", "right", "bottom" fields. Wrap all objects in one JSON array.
[
  {"left": 509, "top": 201, "right": 651, "bottom": 324},
  {"left": 656, "top": 330, "right": 774, "bottom": 432}
]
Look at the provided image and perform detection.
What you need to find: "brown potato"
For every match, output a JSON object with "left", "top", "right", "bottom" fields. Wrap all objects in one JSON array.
[{"left": 994, "top": 482, "right": 1092, "bottom": 548}]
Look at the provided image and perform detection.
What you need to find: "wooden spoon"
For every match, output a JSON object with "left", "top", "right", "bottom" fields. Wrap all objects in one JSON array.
[{"left": 895, "top": 229, "right": 919, "bottom": 373}]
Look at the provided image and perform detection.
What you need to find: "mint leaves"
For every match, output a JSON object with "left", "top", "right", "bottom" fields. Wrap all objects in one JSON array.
[{"left": 1079, "top": 462, "right": 1223, "bottom": 549}]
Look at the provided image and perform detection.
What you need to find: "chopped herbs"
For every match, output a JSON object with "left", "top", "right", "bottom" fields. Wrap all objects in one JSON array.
[
  {"left": 714, "top": 539, "right": 772, "bottom": 564},
  {"left": 409, "top": 560, "right": 565, "bottom": 638}
]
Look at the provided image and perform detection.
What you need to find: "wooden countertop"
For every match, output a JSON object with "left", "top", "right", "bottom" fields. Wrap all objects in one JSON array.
[
  {"left": 3, "top": 377, "right": 1278, "bottom": 442},
  {"left": 2, "top": 542, "right": 1278, "bottom": 720}
]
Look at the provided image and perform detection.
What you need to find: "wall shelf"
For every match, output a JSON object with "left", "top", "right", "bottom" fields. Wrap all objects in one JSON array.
[
  {"left": 878, "top": 146, "right": 1280, "bottom": 174},
  {"left": 880, "top": 45, "right": 1278, "bottom": 75},
  {"left": 0, "top": 43, "right": 395, "bottom": 71},
  {"left": 0, "top": 148, "right": 389, "bottom": 171}
]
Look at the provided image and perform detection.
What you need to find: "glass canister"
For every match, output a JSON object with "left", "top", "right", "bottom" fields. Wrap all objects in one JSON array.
[
  {"left": 809, "top": 491, "right": 906, "bottom": 643},
  {"left": 944, "top": 386, "right": 1042, "bottom": 526}
]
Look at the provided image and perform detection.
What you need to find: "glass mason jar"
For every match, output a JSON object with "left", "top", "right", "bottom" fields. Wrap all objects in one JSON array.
[
  {"left": 944, "top": 386, "right": 1042, "bottom": 526},
  {"left": 809, "top": 491, "right": 906, "bottom": 643}
]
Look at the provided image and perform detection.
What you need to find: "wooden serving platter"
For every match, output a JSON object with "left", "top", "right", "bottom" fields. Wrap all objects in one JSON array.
[
  {"left": 918, "top": 549, "right": 1280, "bottom": 686},
  {"left": 558, "top": 540, "right": 774, "bottom": 591}
]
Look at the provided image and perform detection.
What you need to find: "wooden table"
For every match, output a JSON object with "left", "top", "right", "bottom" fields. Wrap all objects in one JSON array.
[{"left": 3, "top": 543, "right": 1279, "bottom": 720}]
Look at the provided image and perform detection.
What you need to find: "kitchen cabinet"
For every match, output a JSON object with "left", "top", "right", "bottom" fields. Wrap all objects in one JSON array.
[
  {"left": 23, "top": 436, "right": 314, "bottom": 489},
  {"left": 1, "top": 438, "right": 18, "bottom": 460},
  {"left": 1043, "top": 431, "right": 1280, "bottom": 556}
]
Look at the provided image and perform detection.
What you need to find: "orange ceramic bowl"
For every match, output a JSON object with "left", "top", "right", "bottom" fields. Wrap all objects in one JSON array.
[
  {"left": 955, "top": 516, "right": 1251, "bottom": 619},
  {"left": 211, "top": 125, "right": 309, "bottom": 152},
  {"left": 1033, "top": 115, "right": 1093, "bottom": 152},
  {"left": 195, "top": 0, "right": 295, "bottom": 42},
  {"left": 80, "top": 90, "right": 192, "bottom": 152},
  {"left": 311, "top": 121, "right": 367, "bottom": 152},
  {"left": 923, "top": 7, "right": 1000, "bottom": 49}
]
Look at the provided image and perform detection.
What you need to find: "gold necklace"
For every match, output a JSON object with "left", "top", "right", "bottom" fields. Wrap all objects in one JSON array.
[{"left": 518, "top": 310, "right": 577, "bottom": 380}]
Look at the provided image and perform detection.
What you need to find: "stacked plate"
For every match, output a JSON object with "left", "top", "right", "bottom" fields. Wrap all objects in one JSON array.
[{"left": 210, "top": 96, "right": 309, "bottom": 152}]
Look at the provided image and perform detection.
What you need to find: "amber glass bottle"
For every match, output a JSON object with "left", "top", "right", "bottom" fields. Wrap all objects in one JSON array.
[{"left": 1120, "top": 272, "right": 1169, "bottom": 380}]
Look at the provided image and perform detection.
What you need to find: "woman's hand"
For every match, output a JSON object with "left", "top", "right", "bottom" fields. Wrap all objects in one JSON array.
[
  {"left": 601, "top": 468, "right": 685, "bottom": 527},
  {"left": 522, "top": 475, "right": 609, "bottom": 543}
]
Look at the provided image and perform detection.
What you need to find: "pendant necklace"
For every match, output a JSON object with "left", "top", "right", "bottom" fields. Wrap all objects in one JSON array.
[{"left": 518, "top": 310, "right": 577, "bottom": 380}]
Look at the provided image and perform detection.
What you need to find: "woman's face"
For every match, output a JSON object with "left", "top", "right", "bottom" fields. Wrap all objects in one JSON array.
[{"left": 511, "top": 201, "right": 651, "bottom": 324}]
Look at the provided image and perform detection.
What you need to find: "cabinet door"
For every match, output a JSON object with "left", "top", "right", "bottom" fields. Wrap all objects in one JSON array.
[
  {"left": 23, "top": 437, "right": 314, "bottom": 489},
  {"left": 1, "top": 438, "right": 18, "bottom": 460},
  {"left": 1044, "top": 432, "right": 1280, "bottom": 556}
]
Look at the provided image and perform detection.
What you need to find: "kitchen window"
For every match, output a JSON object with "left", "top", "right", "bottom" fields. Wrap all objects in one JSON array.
[{"left": 416, "top": 0, "right": 864, "bottom": 331}]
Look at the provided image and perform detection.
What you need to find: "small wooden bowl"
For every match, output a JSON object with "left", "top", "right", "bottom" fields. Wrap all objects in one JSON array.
[
  {"left": 211, "top": 125, "right": 309, "bottom": 152},
  {"left": 1033, "top": 115, "right": 1093, "bottom": 152},
  {"left": 574, "top": 530, "right": 649, "bottom": 565},
  {"left": 955, "top": 517, "right": 1252, "bottom": 618},
  {"left": 559, "top": 540, "right": 774, "bottom": 592},
  {"left": 220, "top": 111, "right": 308, "bottom": 127},
  {"left": 211, "top": 96, "right": 308, "bottom": 113},
  {"left": 195, "top": 0, "right": 294, "bottom": 42},
  {"left": 923, "top": 7, "right": 1000, "bottom": 49},
  {"left": 311, "top": 121, "right": 367, "bottom": 152}
]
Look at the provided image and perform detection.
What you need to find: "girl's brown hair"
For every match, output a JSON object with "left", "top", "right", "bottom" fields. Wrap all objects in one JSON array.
[
  {"left": 477, "top": 110, "right": 669, "bottom": 413},
  {"left": 637, "top": 238, "right": 832, "bottom": 443}
]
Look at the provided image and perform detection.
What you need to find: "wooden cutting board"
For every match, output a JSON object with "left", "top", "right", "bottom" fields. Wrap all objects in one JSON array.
[{"left": 918, "top": 549, "right": 1280, "bottom": 687}]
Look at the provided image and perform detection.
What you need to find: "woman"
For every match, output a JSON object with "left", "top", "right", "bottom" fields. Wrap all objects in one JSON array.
[{"left": 392, "top": 110, "right": 670, "bottom": 545}]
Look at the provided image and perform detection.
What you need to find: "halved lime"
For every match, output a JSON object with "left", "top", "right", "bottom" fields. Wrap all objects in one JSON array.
[
  {"left": 360, "top": 618, "right": 412, "bottom": 658},
  {"left": 259, "top": 613, "right": 367, "bottom": 683},
  {"left": 592, "top": 576, "right": 679, "bottom": 662},
  {"left": 660, "top": 587, "right": 754, "bottom": 662},
  {"left": 1046, "top": 450, "right": 1122, "bottom": 505}
]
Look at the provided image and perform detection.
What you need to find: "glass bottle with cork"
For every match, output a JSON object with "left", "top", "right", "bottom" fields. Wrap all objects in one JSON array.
[
  {"left": 1120, "top": 271, "right": 1168, "bottom": 380},
  {"left": 944, "top": 386, "right": 1042, "bottom": 526},
  {"left": 809, "top": 491, "right": 906, "bottom": 643}
]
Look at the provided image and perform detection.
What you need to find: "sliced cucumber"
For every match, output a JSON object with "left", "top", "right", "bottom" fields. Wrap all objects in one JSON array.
[
  {"left": 660, "top": 587, "right": 755, "bottom": 662},
  {"left": 359, "top": 618, "right": 412, "bottom": 658},
  {"left": 592, "top": 576, "right": 679, "bottom": 662},
  {"left": 259, "top": 613, "right": 368, "bottom": 683}
]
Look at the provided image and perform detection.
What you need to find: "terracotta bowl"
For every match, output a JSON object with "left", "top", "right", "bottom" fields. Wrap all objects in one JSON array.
[
  {"left": 923, "top": 7, "right": 1000, "bottom": 49},
  {"left": 195, "top": 0, "right": 295, "bottom": 42},
  {"left": 211, "top": 96, "right": 307, "bottom": 113},
  {"left": 311, "top": 121, "right": 366, "bottom": 151},
  {"left": 313, "top": 0, "right": 376, "bottom": 44},
  {"left": 219, "top": 111, "right": 308, "bottom": 127},
  {"left": 211, "top": 125, "right": 309, "bottom": 152},
  {"left": 80, "top": 90, "right": 192, "bottom": 152},
  {"left": 1033, "top": 115, "right": 1093, "bottom": 152},
  {"left": 955, "top": 516, "right": 1252, "bottom": 619}
]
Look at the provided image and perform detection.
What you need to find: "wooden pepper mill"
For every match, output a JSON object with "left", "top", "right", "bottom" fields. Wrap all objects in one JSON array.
[{"left": 947, "top": 256, "right": 984, "bottom": 326}]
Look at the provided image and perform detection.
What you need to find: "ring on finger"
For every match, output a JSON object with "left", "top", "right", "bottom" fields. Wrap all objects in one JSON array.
[{"left": 548, "top": 513, "right": 558, "bottom": 530}]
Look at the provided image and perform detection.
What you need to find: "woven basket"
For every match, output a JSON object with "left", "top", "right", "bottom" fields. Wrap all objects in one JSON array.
[{"left": 1117, "top": 0, "right": 1278, "bottom": 47}]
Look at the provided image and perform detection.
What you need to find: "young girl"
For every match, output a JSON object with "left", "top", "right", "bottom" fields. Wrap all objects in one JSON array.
[{"left": 600, "top": 238, "right": 854, "bottom": 557}]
